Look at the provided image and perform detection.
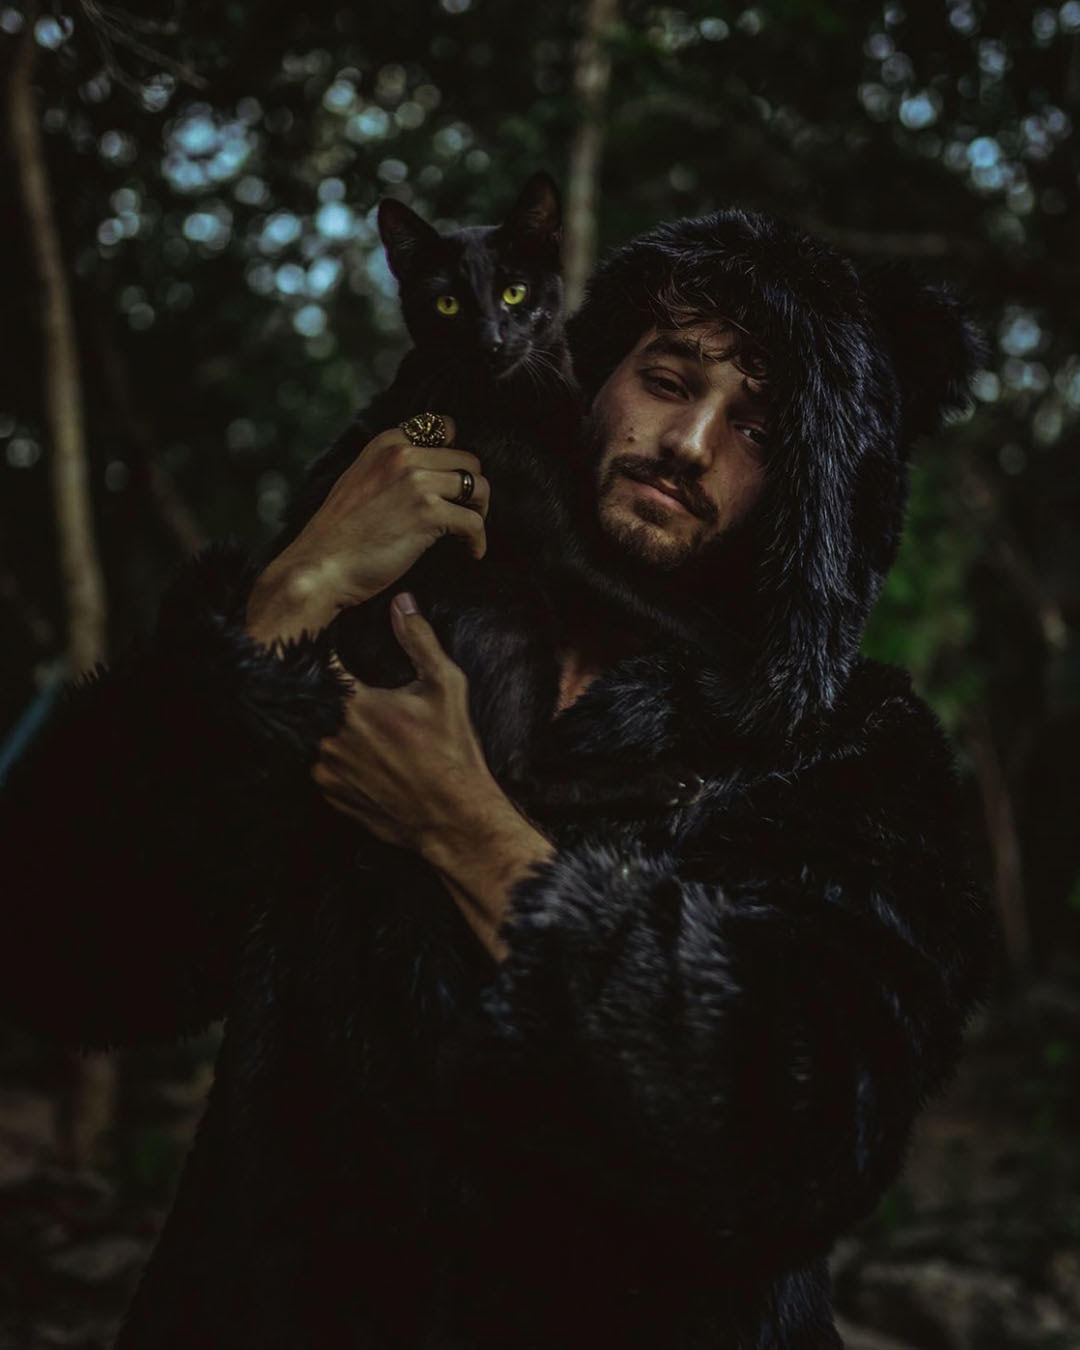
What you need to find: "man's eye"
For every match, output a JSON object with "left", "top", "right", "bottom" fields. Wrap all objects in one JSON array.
[
  {"left": 502, "top": 283, "right": 528, "bottom": 306},
  {"left": 643, "top": 371, "right": 683, "bottom": 396},
  {"left": 739, "top": 425, "right": 768, "bottom": 447},
  {"left": 435, "top": 295, "right": 460, "bottom": 316}
]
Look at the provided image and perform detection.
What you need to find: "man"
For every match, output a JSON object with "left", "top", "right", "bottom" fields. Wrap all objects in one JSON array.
[
  {"left": 1, "top": 208, "right": 991, "bottom": 1347},
  {"left": 246, "top": 317, "right": 775, "bottom": 964}
]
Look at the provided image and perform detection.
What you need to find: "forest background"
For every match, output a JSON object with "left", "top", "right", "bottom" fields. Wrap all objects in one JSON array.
[{"left": 0, "top": 1, "right": 1078, "bottom": 1347}]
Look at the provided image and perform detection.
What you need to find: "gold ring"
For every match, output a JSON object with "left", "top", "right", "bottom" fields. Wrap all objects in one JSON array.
[{"left": 400, "top": 412, "right": 447, "bottom": 447}]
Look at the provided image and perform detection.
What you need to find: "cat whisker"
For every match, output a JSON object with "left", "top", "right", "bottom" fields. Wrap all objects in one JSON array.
[
  {"left": 534, "top": 346, "right": 577, "bottom": 386},
  {"left": 521, "top": 348, "right": 576, "bottom": 397}
]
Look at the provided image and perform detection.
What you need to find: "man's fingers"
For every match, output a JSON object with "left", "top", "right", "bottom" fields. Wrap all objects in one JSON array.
[
  {"left": 443, "top": 502, "right": 487, "bottom": 560},
  {"left": 430, "top": 468, "right": 490, "bottom": 517},
  {"left": 389, "top": 592, "right": 460, "bottom": 685}
]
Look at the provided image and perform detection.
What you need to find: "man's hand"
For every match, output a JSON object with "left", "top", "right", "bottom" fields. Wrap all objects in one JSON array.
[
  {"left": 312, "top": 593, "right": 554, "bottom": 962},
  {"left": 313, "top": 591, "right": 496, "bottom": 853},
  {"left": 246, "top": 414, "right": 490, "bottom": 646}
]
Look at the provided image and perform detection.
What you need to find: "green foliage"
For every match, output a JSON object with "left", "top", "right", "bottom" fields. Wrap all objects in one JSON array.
[
  {"left": 861, "top": 445, "right": 987, "bottom": 731},
  {"left": 864, "top": 1179, "right": 916, "bottom": 1236},
  {"left": 1, "top": 0, "right": 1078, "bottom": 954}
]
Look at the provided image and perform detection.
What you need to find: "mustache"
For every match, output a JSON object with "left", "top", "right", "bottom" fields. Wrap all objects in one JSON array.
[{"left": 605, "top": 454, "right": 718, "bottom": 524}]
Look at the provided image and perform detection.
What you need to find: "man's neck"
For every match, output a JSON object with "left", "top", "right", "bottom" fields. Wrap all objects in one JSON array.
[{"left": 554, "top": 597, "right": 646, "bottom": 715}]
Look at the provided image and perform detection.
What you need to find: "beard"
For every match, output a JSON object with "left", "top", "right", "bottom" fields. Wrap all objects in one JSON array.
[
  {"left": 560, "top": 408, "right": 765, "bottom": 655},
  {"left": 581, "top": 407, "right": 755, "bottom": 579}
]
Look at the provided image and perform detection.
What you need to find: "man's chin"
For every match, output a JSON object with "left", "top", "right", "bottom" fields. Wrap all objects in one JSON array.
[{"left": 597, "top": 505, "right": 699, "bottom": 574}]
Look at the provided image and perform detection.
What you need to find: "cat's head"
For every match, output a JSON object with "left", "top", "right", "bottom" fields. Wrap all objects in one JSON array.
[{"left": 377, "top": 173, "right": 564, "bottom": 379}]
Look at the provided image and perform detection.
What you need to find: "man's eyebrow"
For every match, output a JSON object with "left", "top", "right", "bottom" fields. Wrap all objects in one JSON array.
[
  {"left": 639, "top": 333, "right": 770, "bottom": 408},
  {"left": 639, "top": 334, "right": 706, "bottom": 364},
  {"left": 734, "top": 381, "right": 770, "bottom": 411}
]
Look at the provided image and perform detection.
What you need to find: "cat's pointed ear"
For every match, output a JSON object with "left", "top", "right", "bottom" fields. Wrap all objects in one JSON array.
[
  {"left": 499, "top": 172, "right": 562, "bottom": 253},
  {"left": 377, "top": 198, "right": 440, "bottom": 281}
]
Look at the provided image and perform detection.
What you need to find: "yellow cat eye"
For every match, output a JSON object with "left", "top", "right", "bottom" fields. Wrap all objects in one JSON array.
[
  {"left": 502, "top": 283, "right": 528, "bottom": 306},
  {"left": 435, "top": 295, "right": 460, "bottom": 316}
]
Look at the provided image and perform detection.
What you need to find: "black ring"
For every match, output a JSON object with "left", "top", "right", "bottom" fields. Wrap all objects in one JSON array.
[{"left": 452, "top": 469, "right": 475, "bottom": 506}]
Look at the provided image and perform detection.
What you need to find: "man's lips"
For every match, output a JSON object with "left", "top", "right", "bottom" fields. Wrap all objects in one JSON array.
[{"left": 622, "top": 471, "right": 696, "bottom": 516}]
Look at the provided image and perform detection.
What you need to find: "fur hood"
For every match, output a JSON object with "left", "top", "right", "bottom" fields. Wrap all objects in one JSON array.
[{"left": 566, "top": 209, "right": 986, "bottom": 745}]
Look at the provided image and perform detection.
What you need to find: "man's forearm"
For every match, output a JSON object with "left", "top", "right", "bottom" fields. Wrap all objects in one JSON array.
[
  {"left": 419, "top": 796, "right": 555, "bottom": 963},
  {"left": 310, "top": 594, "right": 555, "bottom": 964}
]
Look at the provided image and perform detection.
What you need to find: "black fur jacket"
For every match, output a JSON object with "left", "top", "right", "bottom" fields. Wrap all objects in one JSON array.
[{"left": 1, "top": 210, "right": 994, "bottom": 1349}]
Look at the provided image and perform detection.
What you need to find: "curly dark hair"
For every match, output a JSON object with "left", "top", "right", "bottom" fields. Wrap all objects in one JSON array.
[
  {"left": 644, "top": 274, "right": 770, "bottom": 389},
  {"left": 567, "top": 207, "right": 984, "bottom": 448}
]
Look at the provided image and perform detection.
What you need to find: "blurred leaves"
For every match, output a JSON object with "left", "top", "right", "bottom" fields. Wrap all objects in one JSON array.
[{"left": 0, "top": 0, "right": 1078, "bottom": 957}]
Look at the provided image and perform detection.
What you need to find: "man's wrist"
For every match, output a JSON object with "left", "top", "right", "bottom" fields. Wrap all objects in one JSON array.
[
  {"left": 418, "top": 790, "right": 555, "bottom": 938},
  {"left": 417, "top": 788, "right": 522, "bottom": 874},
  {"left": 245, "top": 558, "right": 343, "bottom": 647}
]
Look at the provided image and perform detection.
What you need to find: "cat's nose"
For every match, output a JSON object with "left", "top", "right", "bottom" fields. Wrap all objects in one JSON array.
[{"left": 479, "top": 324, "right": 503, "bottom": 355}]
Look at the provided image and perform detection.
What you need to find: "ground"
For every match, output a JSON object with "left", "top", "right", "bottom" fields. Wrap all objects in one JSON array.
[{"left": 1, "top": 973, "right": 1077, "bottom": 1349}]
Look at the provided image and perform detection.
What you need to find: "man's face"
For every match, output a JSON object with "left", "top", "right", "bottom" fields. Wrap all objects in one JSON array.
[{"left": 589, "top": 323, "right": 770, "bottom": 573}]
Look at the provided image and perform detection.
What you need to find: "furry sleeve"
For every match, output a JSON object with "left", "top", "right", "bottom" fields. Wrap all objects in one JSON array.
[
  {"left": 451, "top": 675, "right": 993, "bottom": 1270},
  {"left": 0, "top": 541, "right": 345, "bottom": 1047}
]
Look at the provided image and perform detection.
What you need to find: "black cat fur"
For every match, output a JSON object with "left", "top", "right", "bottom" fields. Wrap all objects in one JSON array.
[{"left": 268, "top": 172, "right": 576, "bottom": 781}]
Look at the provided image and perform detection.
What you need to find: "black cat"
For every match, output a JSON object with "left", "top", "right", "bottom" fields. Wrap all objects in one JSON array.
[
  {"left": 271, "top": 174, "right": 736, "bottom": 781},
  {"left": 269, "top": 174, "right": 586, "bottom": 779}
]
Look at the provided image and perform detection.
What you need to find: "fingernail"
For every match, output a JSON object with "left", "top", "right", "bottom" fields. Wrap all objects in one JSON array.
[{"left": 393, "top": 591, "right": 418, "bottom": 616}]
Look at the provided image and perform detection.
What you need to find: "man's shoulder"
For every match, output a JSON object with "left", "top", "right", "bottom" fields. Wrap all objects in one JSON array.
[
  {"left": 812, "top": 654, "right": 960, "bottom": 793},
  {"left": 833, "top": 656, "right": 948, "bottom": 738}
]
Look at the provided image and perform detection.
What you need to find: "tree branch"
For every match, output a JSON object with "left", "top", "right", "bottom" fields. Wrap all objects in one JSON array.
[
  {"left": 796, "top": 215, "right": 1080, "bottom": 291},
  {"left": 78, "top": 0, "right": 207, "bottom": 93}
]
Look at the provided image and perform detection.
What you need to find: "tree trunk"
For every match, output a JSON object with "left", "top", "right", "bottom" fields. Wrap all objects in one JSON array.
[
  {"left": 963, "top": 709, "right": 1030, "bottom": 974},
  {"left": 8, "top": 4, "right": 117, "bottom": 1168},
  {"left": 563, "top": 0, "right": 619, "bottom": 312},
  {"left": 9, "top": 11, "right": 107, "bottom": 677}
]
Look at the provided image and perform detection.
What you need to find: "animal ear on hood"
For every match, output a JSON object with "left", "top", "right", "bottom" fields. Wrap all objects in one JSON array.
[{"left": 861, "top": 261, "right": 988, "bottom": 447}]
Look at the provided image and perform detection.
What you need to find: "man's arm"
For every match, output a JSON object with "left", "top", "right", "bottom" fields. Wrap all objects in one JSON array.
[
  {"left": 453, "top": 675, "right": 993, "bottom": 1269},
  {"left": 313, "top": 623, "right": 992, "bottom": 1270},
  {"left": 0, "top": 541, "right": 346, "bottom": 1045},
  {"left": 311, "top": 591, "right": 554, "bottom": 963},
  {"left": 0, "top": 415, "right": 490, "bottom": 1045}
]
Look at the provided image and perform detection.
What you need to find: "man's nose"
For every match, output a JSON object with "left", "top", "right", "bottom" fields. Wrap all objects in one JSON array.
[{"left": 660, "top": 405, "right": 717, "bottom": 467}]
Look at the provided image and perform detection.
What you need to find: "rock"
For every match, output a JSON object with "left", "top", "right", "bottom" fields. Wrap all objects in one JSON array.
[
  {"left": 31, "top": 1318, "right": 119, "bottom": 1347},
  {"left": 0, "top": 1089, "right": 57, "bottom": 1188},
  {"left": 48, "top": 1235, "right": 149, "bottom": 1284},
  {"left": 834, "top": 1316, "right": 919, "bottom": 1349},
  {"left": 842, "top": 1257, "right": 1079, "bottom": 1349},
  {"left": 1048, "top": 1248, "right": 1080, "bottom": 1318}
]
